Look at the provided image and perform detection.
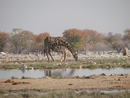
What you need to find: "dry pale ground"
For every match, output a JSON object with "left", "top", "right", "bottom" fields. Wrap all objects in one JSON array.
[{"left": 0, "top": 74, "right": 130, "bottom": 92}]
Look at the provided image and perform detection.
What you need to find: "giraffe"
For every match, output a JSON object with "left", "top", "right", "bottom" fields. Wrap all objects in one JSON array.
[{"left": 44, "top": 36, "right": 78, "bottom": 62}]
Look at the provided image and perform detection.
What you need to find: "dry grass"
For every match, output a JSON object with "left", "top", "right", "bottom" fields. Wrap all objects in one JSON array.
[
  {"left": 0, "top": 89, "right": 130, "bottom": 98},
  {"left": 0, "top": 57, "right": 130, "bottom": 69}
]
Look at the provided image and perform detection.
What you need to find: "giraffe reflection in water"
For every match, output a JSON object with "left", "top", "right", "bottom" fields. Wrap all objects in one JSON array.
[{"left": 44, "top": 68, "right": 76, "bottom": 77}]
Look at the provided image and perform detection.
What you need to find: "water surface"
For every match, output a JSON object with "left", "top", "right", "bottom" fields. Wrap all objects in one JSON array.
[{"left": 0, "top": 68, "right": 130, "bottom": 79}]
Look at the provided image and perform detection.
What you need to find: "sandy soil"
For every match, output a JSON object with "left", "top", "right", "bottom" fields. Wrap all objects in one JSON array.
[{"left": 0, "top": 74, "right": 130, "bottom": 92}]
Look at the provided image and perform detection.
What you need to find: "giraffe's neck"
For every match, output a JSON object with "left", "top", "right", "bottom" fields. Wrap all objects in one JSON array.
[{"left": 58, "top": 39, "right": 77, "bottom": 61}]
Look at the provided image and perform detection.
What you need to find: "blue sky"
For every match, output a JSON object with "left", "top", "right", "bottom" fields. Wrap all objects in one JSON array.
[{"left": 0, "top": 0, "right": 130, "bottom": 36}]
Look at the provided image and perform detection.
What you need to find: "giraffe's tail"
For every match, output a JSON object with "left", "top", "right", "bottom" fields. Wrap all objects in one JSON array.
[
  {"left": 43, "top": 42, "right": 46, "bottom": 56},
  {"left": 43, "top": 49, "right": 46, "bottom": 56}
]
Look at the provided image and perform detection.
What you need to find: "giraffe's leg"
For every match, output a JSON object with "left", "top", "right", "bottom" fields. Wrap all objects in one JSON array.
[
  {"left": 48, "top": 49, "right": 54, "bottom": 61},
  {"left": 46, "top": 53, "right": 50, "bottom": 62},
  {"left": 56, "top": 49, "right": 66, "bottom": 62},
  {"left": 45, "top": 49, "right": 50, "bottom": 62},
  {"left": 63, "top": 50, "right": 66, "bottom": 61},
  {"left": 45, "top": 48, "right": 53, "bottom": 62}
]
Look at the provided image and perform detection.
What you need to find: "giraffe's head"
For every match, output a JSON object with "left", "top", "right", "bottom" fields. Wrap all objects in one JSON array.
[{"left": 73, "top": 52, "right": 78, "bottom": 61}]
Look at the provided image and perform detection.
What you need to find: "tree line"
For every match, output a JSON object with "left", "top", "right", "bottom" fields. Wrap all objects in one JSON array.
[{"left": 0, "top": 28, "right": 130, "bottom": 54}]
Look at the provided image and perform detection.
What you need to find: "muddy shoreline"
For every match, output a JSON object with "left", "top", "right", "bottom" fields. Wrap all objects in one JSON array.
[{"left": 0, "top": 73, "right": 130, "bottom": 92}]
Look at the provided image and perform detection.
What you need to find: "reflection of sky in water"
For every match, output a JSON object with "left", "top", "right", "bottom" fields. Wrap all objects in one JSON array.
[{"left": 0, "top": 68, "right": 130, "bottom": 79}]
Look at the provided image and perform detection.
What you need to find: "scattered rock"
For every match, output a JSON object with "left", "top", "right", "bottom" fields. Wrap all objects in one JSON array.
[
  {"left": 14, "top": 62, "right": 19, "bottom": 64},
  {"left": 22, "top": 76, "right": 32, "bottom": 79},
  {"left": 85, "top": 76, "right": 90, "bottom": 79},
  {"left": 120, "top": 74, "right": 124, "bottom": 76},
  {"left": 0, "top": 52, "right": 6, "bottom": 55},
  {"left": 69, "top": 83, "right": 73, "bottom": 85},
  {"left": 101, "top": 73, "right": 108, "bottom": 76},
  {"left": 4, "top": 79, "right": 30, "bottom": 85},
  {"left": 118, "top": 78, "right": 121, "bottom": 81},
  {"left": 75, "top": 76, "right": 80, "bottom": 78},
  {"left": 82, "top": 75, "right": 86, "bottom": 78},
  {"left": 12, "top": 82, "right": 30, "bottom": 85},
  {"left": 29, "top": 67, "right": 34, "bottom": 70},
  {"left": 111, "top": 74, "right": 119, "bottom": 76},
  {"left": 4, "top": 79, "right": 15, "bottom": 83},
  {"left": 93, "top": 62, "right": 97, "bottom": 65},
  {"left": 46, "top": 76, "right": 52, "bottom": 79},
  {"left": 79, "top": 66, "right": 82, "bottom": 69}
]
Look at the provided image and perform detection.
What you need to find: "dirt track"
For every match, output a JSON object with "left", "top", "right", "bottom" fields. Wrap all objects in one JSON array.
[{"left": 0, "top": 74, "right": 130, "bottom": 91}]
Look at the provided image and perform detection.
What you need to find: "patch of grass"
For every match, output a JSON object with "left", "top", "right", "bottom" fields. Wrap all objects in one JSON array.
[
  {"left": 0, "top": 90, "right": 130, "bottom": 98},
  {"left": 11, "top": 76, "right": 19, "bottom": 79},
  {"left": 22, "top": 76, "right": 34, "bottom": 79},
  {"left": 28, "top": 63, "right": 67, "bottom": 69},
  {"left": 0, "top": 64, "right": 20, "bottom": 69},
  {"left": 122, "top": 64, "right": 130, "bottom": 68},
  {"left": 82, "top": 65, "right": 97, "bottom": 69},
  {"left": 51, "top": 76, "right": 64, "bottom": 79},
  {"left": 0, "top": 90, "right": 5, "bottom": 94},
  {"left": 0, "top": 58, "right": 130, "bottom": 69},
  {"left": 99, "top": 64, "right": 116, "bottom": 69}
]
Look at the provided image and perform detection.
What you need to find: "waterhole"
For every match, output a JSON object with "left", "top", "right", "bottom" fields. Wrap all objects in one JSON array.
[{"left": 0, "top": 68, "right": 130, "bottom": 79}]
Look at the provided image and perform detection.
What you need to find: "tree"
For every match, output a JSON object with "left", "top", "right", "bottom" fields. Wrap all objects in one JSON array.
[
  {"left": 63, "top": 29, "right": 104, "bottom": 51},
  {"left": 63, "top": 29, "right": 87, "bottom": 50},
  {"left": 0, "top": 32, "right": 8, "bottom": 52},
  {"left": 123, "top": 29, "right": 130, "bottom": 41},
  {"left": 123, "top": 29, "right": 130, "bottom": 48},
  {"left": 82, "top": 29, "right": 103, "bottom": 51},
  {"left": 104, "top": 32, "right": 124, "bottom": 52},
  {"left": 35, "top": 32, "right": 50, "bottom": 43},
  {"left": 83, "top": 29, "right": 103, "bottom": 44},
  {"left": 32, "top": 32, "right": 50, "bottom": 53},
  {"left": 12, "top": 28, "right": 22, "bottom": 34},
  {"left": 11, "top": 30, "right": 35, "bottom": 54}
]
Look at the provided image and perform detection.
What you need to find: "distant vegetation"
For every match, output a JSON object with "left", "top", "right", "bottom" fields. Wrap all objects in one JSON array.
[{"left": 0, "top": 28, "right": 130, "bottom": 54}]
